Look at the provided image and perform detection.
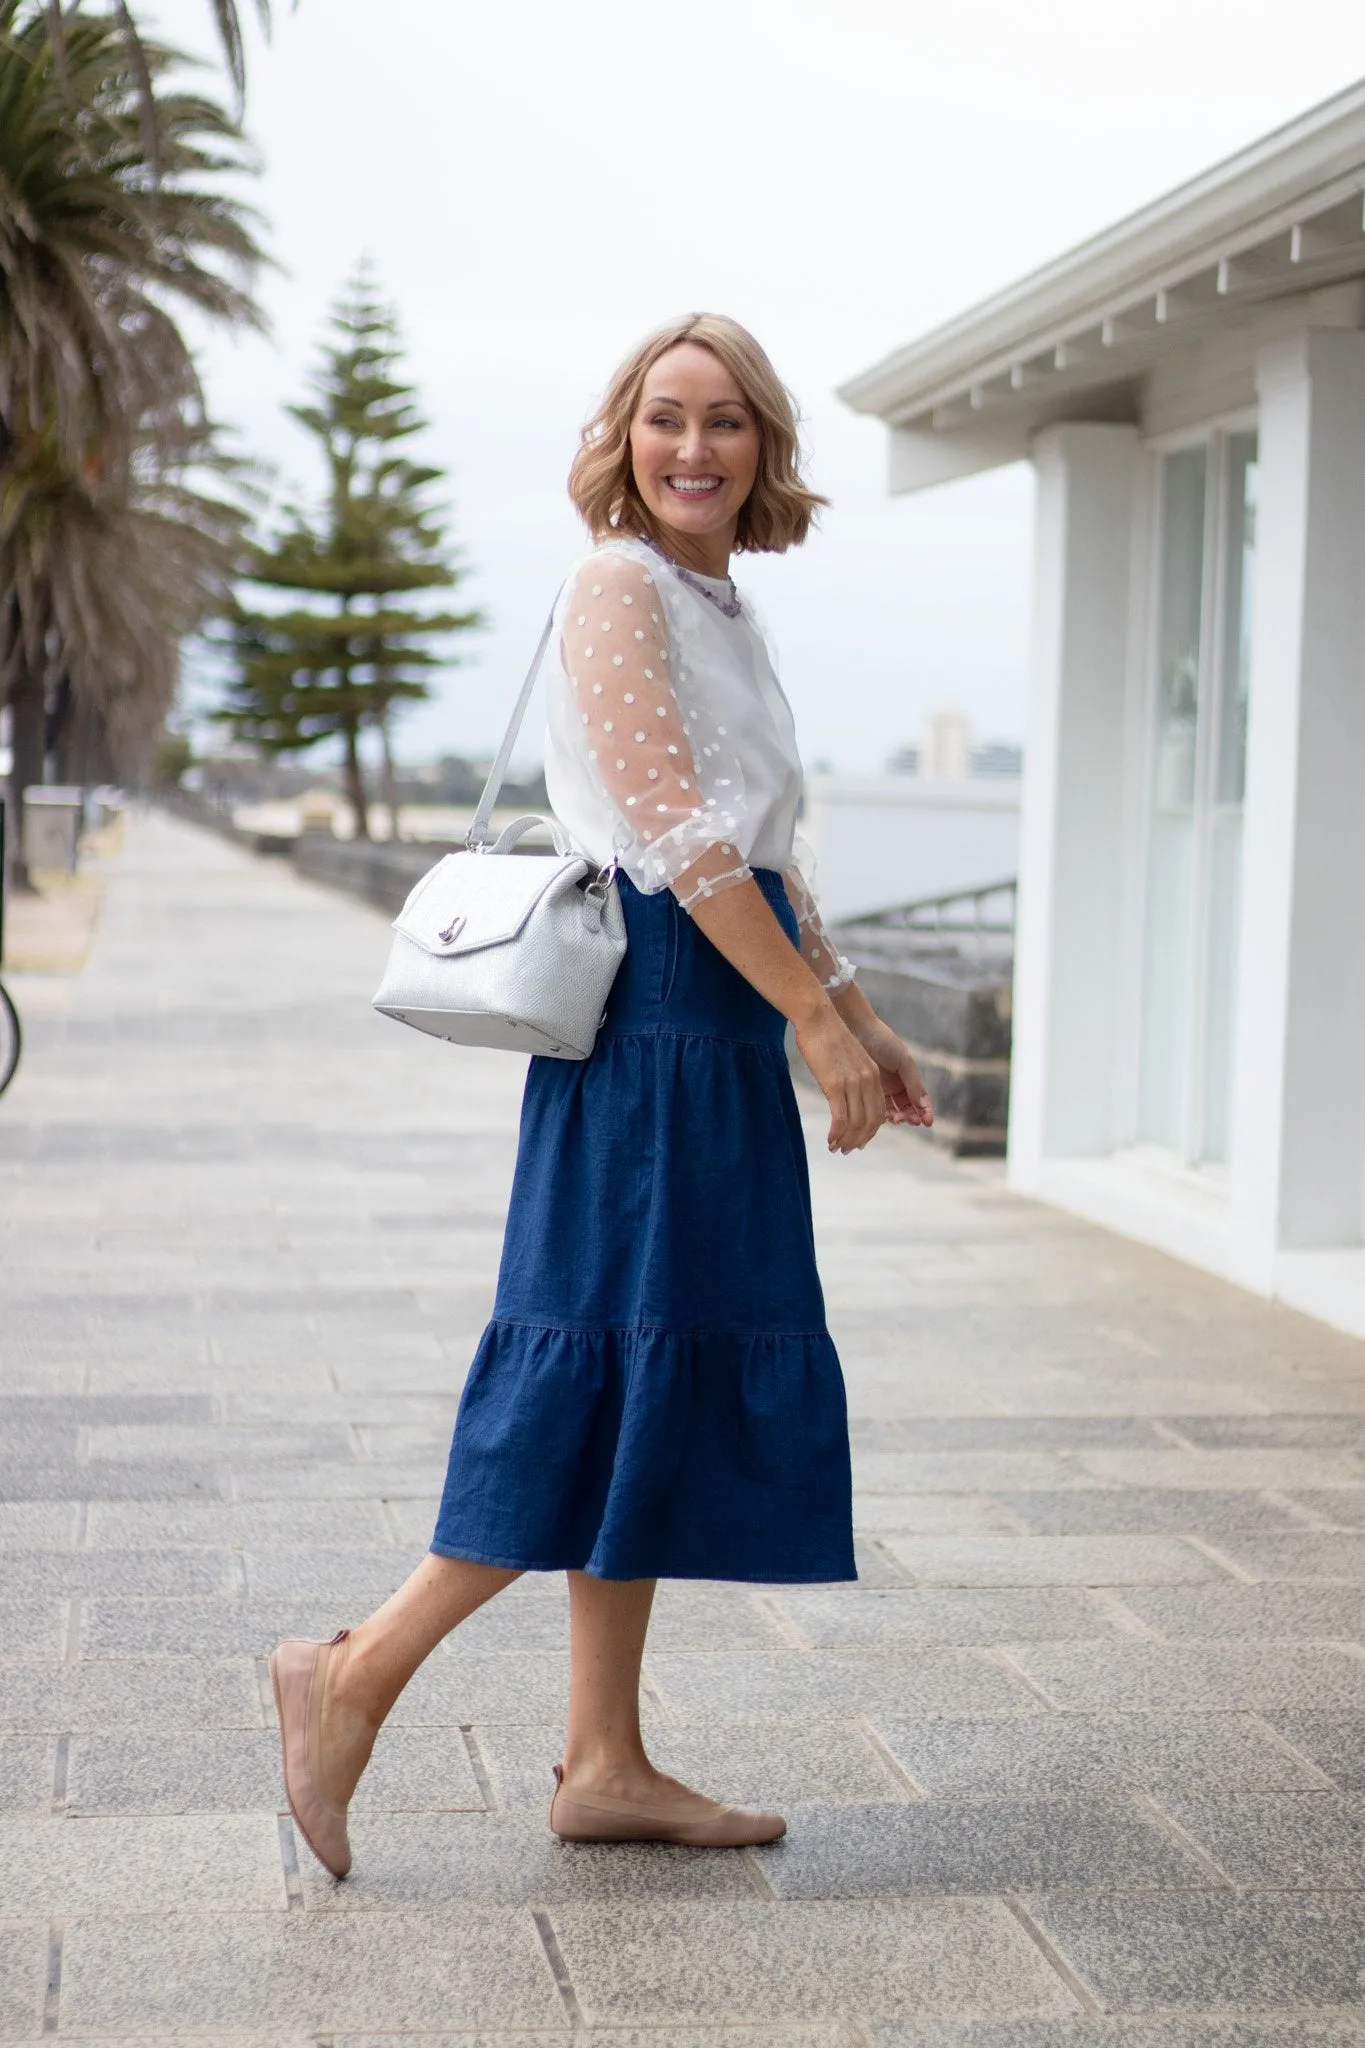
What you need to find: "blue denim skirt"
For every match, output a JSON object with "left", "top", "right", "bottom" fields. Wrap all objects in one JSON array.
[{"left": 429, "top": 868, "right": 855, "bottom": 1583}]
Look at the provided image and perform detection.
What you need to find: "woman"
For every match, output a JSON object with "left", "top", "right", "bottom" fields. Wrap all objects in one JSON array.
[{"left": 270, "top": 313, "right": 933, "bottom": 1876}]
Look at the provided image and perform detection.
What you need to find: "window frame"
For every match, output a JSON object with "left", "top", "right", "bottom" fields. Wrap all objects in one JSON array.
[{"left": 1129, "top": 411, "right": 1258, "bottom": 1172}]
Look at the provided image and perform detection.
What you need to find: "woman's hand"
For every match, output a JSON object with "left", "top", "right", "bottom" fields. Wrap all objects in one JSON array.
[
  {"left": 682, "top": 875, "right": 932, "bottom": 1148},
  {"left": 793, "top": 1004, "right": 887, "bottom": 1154},
  {"left": 846, "top": 1011, "right": 934, "bottom": 1129}
]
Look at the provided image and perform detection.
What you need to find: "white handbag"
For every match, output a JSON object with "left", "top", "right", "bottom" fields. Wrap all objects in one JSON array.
[{"left": 371, "top": 613, "right": 627, "bottom": 1059}]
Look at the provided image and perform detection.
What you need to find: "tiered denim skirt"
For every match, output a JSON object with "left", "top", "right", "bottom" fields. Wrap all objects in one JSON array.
[{"left": 430, "top": 868, "right": 855, "bottom": 1583}]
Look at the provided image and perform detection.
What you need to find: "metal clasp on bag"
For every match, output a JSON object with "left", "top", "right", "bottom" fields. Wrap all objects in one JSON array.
[
  {"left": 437, "top": 913, "right": 466, "bottom": 944},
  {"left": 582, "top": 859, "right": 618, "bottom": 934}
]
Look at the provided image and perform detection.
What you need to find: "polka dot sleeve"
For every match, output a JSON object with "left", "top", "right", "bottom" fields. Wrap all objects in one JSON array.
[
  {"left": 782, "top": 854, "right": 856, "bottom": 993},
  {"left": 558, "top": 551, "right": 753, "bottom": 910}
]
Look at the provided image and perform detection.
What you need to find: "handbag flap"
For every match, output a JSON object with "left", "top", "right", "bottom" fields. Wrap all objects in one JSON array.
[{"left": 393, "top": 848, "right": 588, "bottom": 956}]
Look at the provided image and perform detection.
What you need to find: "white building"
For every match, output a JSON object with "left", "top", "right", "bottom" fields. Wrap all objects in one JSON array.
[{"left": 842, "top": 82, "right": 1365, "bottom": 1340}]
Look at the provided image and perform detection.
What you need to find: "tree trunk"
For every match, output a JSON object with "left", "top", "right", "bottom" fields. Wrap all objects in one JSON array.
[
  {"left": 53, "top": 687, "right": 117, "bottom": 789},
  {"left": 341, "top": 718, "right": 370, "bottom": 841},
  {"left": 5, "top": 658, "right": 48, "bottom": 893},
  {"left": 376, "top": 711, "right": 403, "bottom": 841}
]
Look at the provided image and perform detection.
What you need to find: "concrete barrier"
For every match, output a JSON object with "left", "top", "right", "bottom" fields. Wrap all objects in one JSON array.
[{"left": 290, "top": 835, "right": 446, "bottom": 917}]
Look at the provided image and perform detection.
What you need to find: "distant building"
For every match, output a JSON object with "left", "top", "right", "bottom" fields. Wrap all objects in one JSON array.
[
  {"left": 842, "top": 82, "right": 1365, "bottom": 1339},
  {"left": 887, "top": 713, "right": 1023, "bottom": 782},
  {"left": 920, "top": 708, "right": 975, "bottom": 781},
  {"left": 972, "top": 740, "right": 1024, "bottom": 779}
]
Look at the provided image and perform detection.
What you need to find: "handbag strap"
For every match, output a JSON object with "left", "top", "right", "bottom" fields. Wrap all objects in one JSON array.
[{"left": 466, "top": 605, "right": 559, "bottom": 851}]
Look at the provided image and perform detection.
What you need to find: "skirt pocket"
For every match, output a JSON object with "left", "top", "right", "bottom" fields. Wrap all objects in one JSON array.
[{"left": 657, "top": 891, "right": 680, "bottom": 1005}]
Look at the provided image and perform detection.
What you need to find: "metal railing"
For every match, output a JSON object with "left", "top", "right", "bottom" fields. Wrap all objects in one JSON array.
[
  {"left": 849, "top": 877, "right": 1017, "bottom": 937},
  {"left": 834, "top": 877, "right": 1017, "bottom": 971}
]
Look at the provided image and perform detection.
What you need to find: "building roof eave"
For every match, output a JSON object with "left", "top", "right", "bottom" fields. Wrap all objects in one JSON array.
[{"left": 841, "top": 78, "right": 1365, "bottom": 467}]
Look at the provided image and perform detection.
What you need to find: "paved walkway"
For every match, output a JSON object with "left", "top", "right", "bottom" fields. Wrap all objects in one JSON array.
[{"left": 6, "top": 814, "right": 1365, "bottom": 2045}]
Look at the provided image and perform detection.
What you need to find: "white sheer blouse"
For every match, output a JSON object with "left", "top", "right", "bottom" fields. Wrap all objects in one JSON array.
[{"left": 542, "top": 536, "right": 853, "bottom": 991}]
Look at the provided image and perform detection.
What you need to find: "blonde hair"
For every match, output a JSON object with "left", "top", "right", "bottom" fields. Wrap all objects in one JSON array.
[{"left": 568, "top": 313, "right": 827, "bottom": 554}]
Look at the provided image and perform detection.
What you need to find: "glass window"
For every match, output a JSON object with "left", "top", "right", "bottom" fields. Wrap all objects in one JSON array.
[
  {"left": 1136, "top": 432, "right": 1257, "bottom": 1168},
  {"left": 1199, "top": 433, "right": 1258, "bottom": 1165},
  {"left": 1137, "top": 448, "right": 1206, "bottom": 1151}
]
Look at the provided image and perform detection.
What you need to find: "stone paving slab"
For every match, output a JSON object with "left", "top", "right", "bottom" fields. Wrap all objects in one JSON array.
[
  {"left": 845, "top": 1493, "right": 1023, "bottom": 1536},
  {"left": 0, "top": 1921, "right": 46, "bottom": 2036},
  {"left": 337, "top": 2034, "right": 846, "bottom": 2048},
  {"left": 871, "top": 2021, "right": 1365, "bottom": 2045},
  {"left": 1030, "top": 1892, "right": 1365, "bottom": 2009},
  {"left": 546, "top": 1898, "right": 1078, "bottom": 2026},
  {"left": 1112, "top": 1584, "right": 1365, "bottom": 1638},
  {"left": 752, "top": 1796, "right": 1209, "bottom": 1897},
  {"left": 57, "top": 1909, "right": 567, "bottom": 2031},
  {"left": 1076, "top": 1449, "right": 1365, "bottom": 1489},
  {"left": 0, "top": 1740, "right": 56, "bottom": 1815},
  {"left": 0, "top": 1600, "right": 65, "bottom": 1661},
  {"left": 82, "top": 1497, "right": 395, "bottom": 1547},
  {"left": 80, "top": 1595, "right": 356, "bottom": 1657},
  {"left": 881, "top": 1536, "right": 1220, "bottom": 1585},
  {"left": 856, "top": 1711, "right": 1330, "bottom": 1797},
  {"left": 1267, "top": 1713, "right": 1365, "bottom": 1789},
  {"left": 8, "top": 814, "right": 1365, "bottom": 2035},
  {"left": 1153, "top": 1788, "right": 1365, "bottom": 1886},
  {"left": 1290, "top": 1492, "right": 1365, "bottom": 1529},
  {"left": 1209, "top": 1532, "right": 1365, "bottom": 1579},
  {"left": 0, "top": 1504, "right": 80, "bottom": 1549},
  {"left": 0, "top": 1812, "right": 285, "bottom": 1913},
  {"left": 993, "top": 1489, "right": 1307, "bottom": 1535},
  {"left": 1008, "top": 1642, "right": 1365, "bottom": 1713},
  {"left": 769, "top": 1588, "right": 1120, "bottom": 1648},
  {"left": 644, "top": 1648, "right": 1040, "bottom": 1720},
  {"left": 1, "top": 1547, "right": 235, "bottom": 1597},
  {"left": 0, "top": 1657, "right": 263, "bottom": 1732}
]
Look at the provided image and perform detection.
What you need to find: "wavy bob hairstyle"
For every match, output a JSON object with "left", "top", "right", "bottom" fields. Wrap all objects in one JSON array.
[{"left": 568, "top": 313, "right": 827, "bottom": 555}]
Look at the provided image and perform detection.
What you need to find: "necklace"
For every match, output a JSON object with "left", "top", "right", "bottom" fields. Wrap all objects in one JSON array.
[{"left": 639, "top": 535, "right": 743, "bottom": 619}]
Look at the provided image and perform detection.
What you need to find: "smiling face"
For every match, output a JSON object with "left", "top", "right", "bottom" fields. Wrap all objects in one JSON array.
[{"left": 627, "top": 342, "right": 762, "bottom": 576}]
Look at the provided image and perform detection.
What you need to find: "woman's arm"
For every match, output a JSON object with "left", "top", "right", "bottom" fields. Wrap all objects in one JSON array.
[
  {"left": 556, "top": 550, "right": 931, "bottom": 1150},
  {"left": 686, "top": 862, "right": 932, "bottom": 1154}
]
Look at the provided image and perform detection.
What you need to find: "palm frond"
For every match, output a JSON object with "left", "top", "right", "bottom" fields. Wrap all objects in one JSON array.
[{"left": 0, "top": 0, "right": 265, "bottom": 785}]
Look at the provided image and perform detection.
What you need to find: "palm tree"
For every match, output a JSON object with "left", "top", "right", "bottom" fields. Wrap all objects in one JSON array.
[
  {"left": 48, "top": 0, "right": 278, "bottom": 116},
  {"left": 0, "top": 0, "right": 264, "bottom": 880}
]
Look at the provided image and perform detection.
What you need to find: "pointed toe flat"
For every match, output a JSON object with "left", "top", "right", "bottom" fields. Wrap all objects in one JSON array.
[
  {"left": 548, "top": 1764, "right": 786, "bottom": 1846},
  {"left": 269, "top": 1630, "right": 352, "bottom": 1878}
]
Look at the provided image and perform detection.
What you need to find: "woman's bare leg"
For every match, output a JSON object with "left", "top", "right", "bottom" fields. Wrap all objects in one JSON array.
[
  {"left": 318, "top": 1553, "right": 519, "bottom": 1806},
  {"left": 560, "top": 1571, "right": 657, "bottom": 1796},
  {"left": 560, "top": 1571, "right": 736, "bottom": 1818}
]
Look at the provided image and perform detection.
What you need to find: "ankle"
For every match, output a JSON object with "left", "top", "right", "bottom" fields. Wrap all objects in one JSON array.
[
  {"left": 326, "top": 1633, "right": 383, "bottom": 1738},
  {"left": 561, "top": 1744, "right": 654, "bottom": 1795}
]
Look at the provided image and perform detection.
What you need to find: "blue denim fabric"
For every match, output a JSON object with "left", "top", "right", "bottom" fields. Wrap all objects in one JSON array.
[{"left": 430, "top": 870, "right": 855, "bottom": 1583}]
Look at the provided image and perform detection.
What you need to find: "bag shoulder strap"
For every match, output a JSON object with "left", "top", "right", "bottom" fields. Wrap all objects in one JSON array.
[{"left": 466, "top": 604, "right": 559, "bottom": 850}]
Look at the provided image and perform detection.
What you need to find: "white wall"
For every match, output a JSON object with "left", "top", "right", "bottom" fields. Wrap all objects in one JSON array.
[
  {"left": 1230, "top": 327, "right": 1365, "bottom": 1273},
  {"left": 1007, "top": 330, "right": 1365, "bottom": 1344},
  {"left": 1008, "top": 423, "right": 1140, "bottom": 1181},
  {"left": 800, "top": 774, "right": 1020, "bottom": 922}
]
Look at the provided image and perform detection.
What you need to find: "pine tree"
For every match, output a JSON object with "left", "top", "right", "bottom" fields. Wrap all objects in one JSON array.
[{"left": 219, "top": 265, "right": 479, "bottom": 836}]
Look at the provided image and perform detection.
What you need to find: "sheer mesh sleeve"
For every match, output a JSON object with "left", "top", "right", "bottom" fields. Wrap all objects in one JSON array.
[
  {"left": 784, "top": 838, "right": 856, "bottom": 992},
  {"left": 559, "top": 550, "right": 752, "bottom": 910}
]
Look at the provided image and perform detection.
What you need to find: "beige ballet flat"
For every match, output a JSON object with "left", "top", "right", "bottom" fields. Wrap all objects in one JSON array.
[
  {"left": 268, "top": 1630, "right": 352, "bottom": 1878},
  {"left": 548, "top": 1763, "right": 786, "bottom": 1846}
]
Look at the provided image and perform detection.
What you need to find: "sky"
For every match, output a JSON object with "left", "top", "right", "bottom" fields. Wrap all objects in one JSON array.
[{"left": 163, "top": 0, "right": 1365, "bottom": 775}]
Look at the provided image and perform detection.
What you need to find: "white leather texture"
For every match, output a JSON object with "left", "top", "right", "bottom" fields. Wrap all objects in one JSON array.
[{"left": 373, "top": 843, "right": 627, "bottom": 1060}]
